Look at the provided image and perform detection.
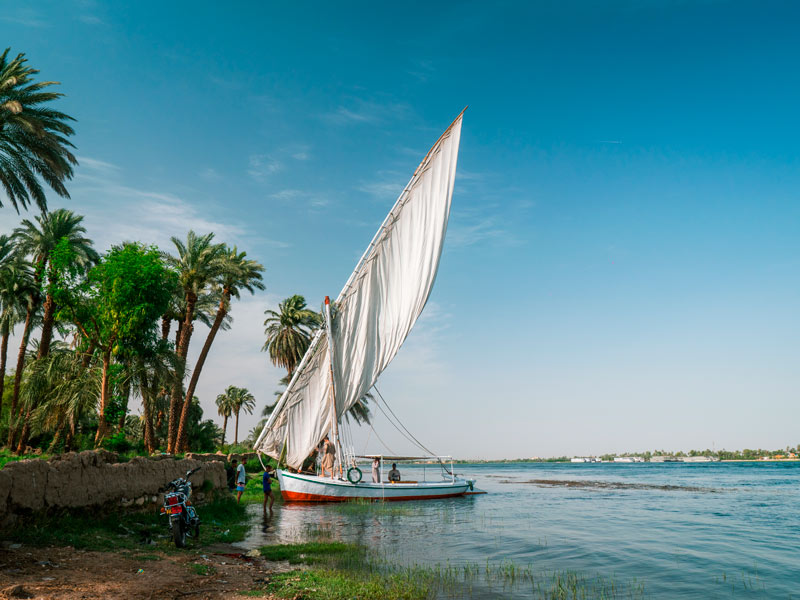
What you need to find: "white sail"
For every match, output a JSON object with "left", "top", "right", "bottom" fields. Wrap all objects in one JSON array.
[{"left": 255, "top": 112, "right": 464, "bottom": 469}]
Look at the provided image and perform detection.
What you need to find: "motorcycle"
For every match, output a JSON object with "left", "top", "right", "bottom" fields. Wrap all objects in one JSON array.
[{"left": 160, "top": 466, "right": 201, "bottom": 548}]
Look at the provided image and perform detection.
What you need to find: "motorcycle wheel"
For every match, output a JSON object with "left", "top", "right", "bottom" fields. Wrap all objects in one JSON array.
[
  {"left": 172, "top": 518, "right": 186, "bottom": 548},
  {"left": 194, "top": 524, "right": 200, "bottom": 539}
]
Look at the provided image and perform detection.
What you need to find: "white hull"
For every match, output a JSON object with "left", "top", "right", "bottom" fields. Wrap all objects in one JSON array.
[{"left": 277, "top": 469, "right": 475, "bottom": 502}]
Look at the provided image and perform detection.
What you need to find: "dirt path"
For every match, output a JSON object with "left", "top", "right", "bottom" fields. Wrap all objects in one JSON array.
[{"left": 0, "top": 544, "right": 285, "bottom": 599}]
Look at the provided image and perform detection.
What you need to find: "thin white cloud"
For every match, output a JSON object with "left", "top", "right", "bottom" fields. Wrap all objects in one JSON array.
[
  {"left": 247, "top": 155, "right": 284, "bottom": 181},
  {"left": 322, "top": 100, "right": 412, "bottom": 126},
  {"left": 247, "top": 145, "right": 310, "bottom": 181},
  {"left": 76, "top": 156, "right": 119, "bottom": 173},
  {"left": 199, "top": 167, "right": 222, "bottom": 182},
  {"left": 407, "top": 59, "right": 436, "bottom": 83},
  {"left": 357, "top": 173, "right": 404, "bottom": 201},
  {"left": 456, "top": 169, "right": 485, "bottom": 181},
  {"left": 68, "top": 166, "right": 255, "bottom": 252},
  {"left": 79, "top": 14, "right": 104, "bottom": 25},
  {"left": 447, "top": 214, "right": 521, "bottom": 248},
  {"left": 270, "top": 189, "right": 330, "bottom": 209},
  {"left": 1, "top": 10, "right": 49, "bottom": 28}
]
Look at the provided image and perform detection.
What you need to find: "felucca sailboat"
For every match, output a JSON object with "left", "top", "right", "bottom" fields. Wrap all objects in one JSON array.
[{"left": 254, "top": 110, "right": 478, "bottom": 502}]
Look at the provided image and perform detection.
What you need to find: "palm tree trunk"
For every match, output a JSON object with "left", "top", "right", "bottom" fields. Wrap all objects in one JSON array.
[
  {"left": 167, "top": 292, "right": 197, "bottom": 453},
  {"left": 234, "top": 409, "right": 240, "bottom": 445},
  {"left": 65, "top": 414, "right": 76, "bottom": 451},
  {"left": 37, "top": 291, "right": 56, "bottom": 359},
  {"left": 221, "top": 414, "right": 228, "bottom": 447},
  {"left": 15, "top": 414, "right": 31, "bottom": 455},
  {"left": 8, "top": 303, "right": 33, "bottom": 448},
  {"left": 48, "top": 428, "right": 63, "bottom": 453},
  {"left": 161, "top": 315, "right": 171, "bottom": 340},
  {"left": 117, "top": 379, "right": 131, "bottom": 432},
  {"left": 0, "top": 325, "right": 8, "bottom": 418},
  {"left": 176, "top": 297, "right": 228, "bottom": 451},
  {"left": 94, "top": 348, "right": 112, "bottom": 445},
  {"left": 140, "top": 370, "right": 156, "bottom": 454}
]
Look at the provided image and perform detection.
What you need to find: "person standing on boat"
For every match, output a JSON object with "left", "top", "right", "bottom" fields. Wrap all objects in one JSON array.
[
  {"left": 321, "top": 436, "right": 336, "bottom": 478},
  {"left": 372, "top": 458, "right": 381, "bottom": 483},
  {"left": 388, "top": 463, "right": 401, "bottom": 483}
]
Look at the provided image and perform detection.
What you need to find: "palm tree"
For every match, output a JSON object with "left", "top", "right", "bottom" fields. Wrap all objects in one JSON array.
[
  {"left": 24, "top": 350, "right": 101, "bottom": 452},
  {"left": 0, "top": 48, "right": 77, "bottom": 213},
  {"left": 176, "top": 246, "right": 264, "bottom": 451},
  {"left": 162, "top": 231, "right": 226, "bottom": 453},
  {"left": 5, "top": 267, "right": 38, "bottom": 449},
  {"left": 0, "top": 235, "right": 17, "bottom": 416},
  {"left": 226, "top": 385, "right": 255, "bottom": 446},
  {"left": 13, "top": 208, "right": 98, "bottom": 359},
  {"left": 345, "top": 392, "right": 373, "bottom": 426},
  {"left": 121, "top": 341, "right": 179, "bottom": 454},
  {"left": 0, "top": 242, "right": 34, "bottom": 418},
  {"left": 262, "top": 295, "right": 321, "bottom": 379},
  {"left": 215, "top": 391, "right": 233, "bottom": 447}
]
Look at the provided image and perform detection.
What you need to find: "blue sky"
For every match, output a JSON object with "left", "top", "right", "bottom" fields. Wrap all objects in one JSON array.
[{"left": 2, "top": 1, "right": 799, "bottom": 457}]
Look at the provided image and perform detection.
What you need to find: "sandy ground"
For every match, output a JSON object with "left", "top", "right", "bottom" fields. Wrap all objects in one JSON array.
[{"left": 0, "top": 543, "right": 287, "bottom": 599}]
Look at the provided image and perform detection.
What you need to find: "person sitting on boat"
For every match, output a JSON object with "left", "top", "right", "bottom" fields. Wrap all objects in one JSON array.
[
  {"left": 388, "top": 463, "right": 401, "bottom": 483},
  {"left": 320, "top": 436, "right": 336, "bottom": 478},
  {"left": 372, "top": 458, "right": 380, "bottom": 483}
]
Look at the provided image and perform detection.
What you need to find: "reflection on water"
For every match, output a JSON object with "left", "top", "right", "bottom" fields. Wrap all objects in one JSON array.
[{"left": 235, "top": 462, "right": 800, "bottom": 599}]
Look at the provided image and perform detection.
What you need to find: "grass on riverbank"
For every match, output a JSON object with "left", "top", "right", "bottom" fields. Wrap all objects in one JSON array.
[
  {"left": 6, "top": 496, "right": 248, "bottom": 552},
  {"left": 253, "top": 540, "right": 648, "bottom": 600},
  {"left": 256, "top": 542, "right": 430, "bottom": 600}
]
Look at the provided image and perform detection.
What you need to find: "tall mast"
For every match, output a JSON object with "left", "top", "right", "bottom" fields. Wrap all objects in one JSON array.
[{"left": 323, "top": 296, "right": 343, "bottom": 477}]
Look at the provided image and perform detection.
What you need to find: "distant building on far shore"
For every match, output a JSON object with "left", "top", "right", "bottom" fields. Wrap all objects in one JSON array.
[{"left": 613, "top": 456, "right": 644, "bottom": 463}]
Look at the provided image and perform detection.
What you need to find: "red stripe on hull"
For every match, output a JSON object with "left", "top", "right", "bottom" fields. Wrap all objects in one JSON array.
[{"left": 281, "top": 490, "right": 468, "bottom": 502}]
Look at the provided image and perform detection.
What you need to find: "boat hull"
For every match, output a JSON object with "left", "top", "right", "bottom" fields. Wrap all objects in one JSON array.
[{"left": 277, "top": 469, "right": 473, "bottom": 502}]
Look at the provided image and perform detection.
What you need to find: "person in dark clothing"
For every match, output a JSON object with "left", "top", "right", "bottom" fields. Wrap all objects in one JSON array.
[
  {"left": 226, "top": 463, "right": 236, "bottom": 491},
  {"left": 262, "top": 464, "right": 275, "bottom": 516}
]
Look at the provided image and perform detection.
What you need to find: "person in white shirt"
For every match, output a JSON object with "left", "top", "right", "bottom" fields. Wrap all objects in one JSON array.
[{"left": 233, "top": 459, "right": 247, "bottom": 504}]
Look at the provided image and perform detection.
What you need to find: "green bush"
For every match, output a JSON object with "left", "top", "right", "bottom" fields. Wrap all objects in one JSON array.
[
  {"left": 102, "top": 432, "right": 132, "bottom": 454},
  {"left": 244, "top": 457, "right": 262, "bottom": 472}
]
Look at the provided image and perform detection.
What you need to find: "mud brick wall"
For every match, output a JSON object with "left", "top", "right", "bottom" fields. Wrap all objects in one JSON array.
[{"left": 0, "top": 450, "right": 227, "bottom": 529}]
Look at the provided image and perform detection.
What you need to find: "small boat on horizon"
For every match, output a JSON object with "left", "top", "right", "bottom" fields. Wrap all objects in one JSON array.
[{"left": 255, "top": 111, "right": 480, "bottom": 502}]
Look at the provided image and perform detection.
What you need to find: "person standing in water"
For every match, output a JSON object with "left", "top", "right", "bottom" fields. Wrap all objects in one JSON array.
[{"left": 262, "top": 464, "right": 275, "bottom": 516}]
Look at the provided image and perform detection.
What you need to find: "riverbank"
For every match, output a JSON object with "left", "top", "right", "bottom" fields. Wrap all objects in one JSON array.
[
  {"left": 0, "top": 497, "right": 274, "bottom": 599},
  {"left": 0, "top": 489, "right": 654, "bottom": 600}
]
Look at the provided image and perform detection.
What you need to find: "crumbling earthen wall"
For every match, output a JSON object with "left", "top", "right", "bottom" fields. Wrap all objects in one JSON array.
[{"left": 0, "top": 450, "right": 227, "bottom": 529}]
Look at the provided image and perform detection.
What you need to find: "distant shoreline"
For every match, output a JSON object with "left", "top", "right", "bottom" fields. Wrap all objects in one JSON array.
[{"left": 447, "top": 458, "right": 800, "bottom": 464}]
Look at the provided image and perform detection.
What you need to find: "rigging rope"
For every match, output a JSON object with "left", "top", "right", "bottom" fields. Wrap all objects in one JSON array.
[
  {"left": 373, "top": 385, "right": 437, "bottom": 456},
  {"left": 368, "top": 422, "right": 397, "bottom": 456},
  {"left": 371, "top": 390, "right": 425, "bottom": 451},
  {"left": 362, "top": 423, "right": 373, "bottom": 455},
  {"left": 373, "top": 385, "right": 454, "bottom": 477}
]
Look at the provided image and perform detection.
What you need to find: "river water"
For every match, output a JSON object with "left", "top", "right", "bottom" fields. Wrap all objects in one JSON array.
[{"left": 236, "top": 462, "right": 799, "bottom": 599}]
